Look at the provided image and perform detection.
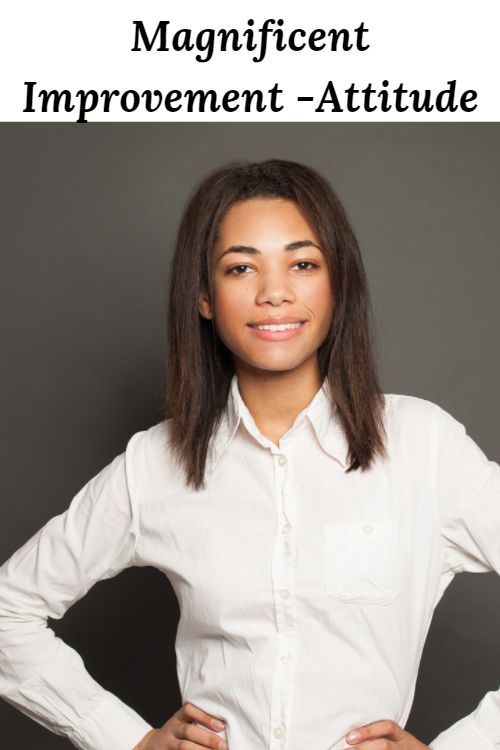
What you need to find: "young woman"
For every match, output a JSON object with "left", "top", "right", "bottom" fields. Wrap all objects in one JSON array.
[{"left": 0, "top": 159, "right": 498, "bottom": 750}]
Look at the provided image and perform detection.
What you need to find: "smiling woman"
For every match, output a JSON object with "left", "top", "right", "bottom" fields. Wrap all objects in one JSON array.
[
  {"left": 196, "top": 197, "right": 337, "bottom": 445},
  {"left": 1, "top": 159, "right": 499, "bottom": 750},
  {"left": 166, "top": 159, "right": 387, "bottom": 489},
  {"left": 198, "top": 197, "right": 334, "bottom": 374}
]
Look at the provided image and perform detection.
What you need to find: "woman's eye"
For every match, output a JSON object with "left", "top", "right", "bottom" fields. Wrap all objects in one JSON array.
[
  {"left": 294, "top": 261, "right": 318, "bottom": 271},
  {"left": 226, "top": 264, "right": 252, "bottom": 275}
]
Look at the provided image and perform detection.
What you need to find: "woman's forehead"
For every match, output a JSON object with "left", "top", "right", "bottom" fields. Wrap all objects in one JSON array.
[{"left": 215, "top": 197, "right": 318, "bottom": 241}]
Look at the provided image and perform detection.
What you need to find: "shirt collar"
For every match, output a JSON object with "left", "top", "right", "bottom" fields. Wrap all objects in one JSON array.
[{"left": 208, "top": 374, "right": 350, "bottom": 473}]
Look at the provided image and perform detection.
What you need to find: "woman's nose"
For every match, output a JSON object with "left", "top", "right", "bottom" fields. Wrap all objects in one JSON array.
[{"left": 255, "top": 270, "right": 296, "bottom": 306}]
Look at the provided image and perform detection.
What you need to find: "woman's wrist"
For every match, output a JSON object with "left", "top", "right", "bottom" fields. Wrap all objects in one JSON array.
[{"left": 132, "top": 727, "right": 158, "bottom": 750}]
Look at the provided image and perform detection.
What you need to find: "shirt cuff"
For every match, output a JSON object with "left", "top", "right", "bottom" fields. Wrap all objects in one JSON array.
[
  {"left": 4, "top": 640, "right": 155, "bottom": 750},
  {"left": 71, "top": 691, "right": 155, "bottom": 750}
]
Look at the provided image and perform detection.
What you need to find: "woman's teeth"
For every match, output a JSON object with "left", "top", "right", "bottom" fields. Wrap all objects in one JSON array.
[{"left": 252, "top": 322, "right": 303, "bottom": 331}]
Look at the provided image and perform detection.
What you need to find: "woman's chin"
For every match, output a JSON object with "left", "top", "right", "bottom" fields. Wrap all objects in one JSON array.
[{"left": 235, "top": 355, "right": 313, "bottom": 376}]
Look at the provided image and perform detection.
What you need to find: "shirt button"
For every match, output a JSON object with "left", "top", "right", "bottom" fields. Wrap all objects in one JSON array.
[
  {"left": 279, "top": 588, "right": 290, "bottom": 600},
  {"left": 280, "top": 652, "right": 291, "bottom": 663},
  {"left": 363, "top": 523, "right": 373, "bottom": 535},
  {"left": 273, "top": 726, "right": 285, "bottom": 739},
  {"left": 277, "top": 455, "right": 287, "bottom": 466},
  {"left": 281, "top": 523, "right": 291, "bottom": 534}
]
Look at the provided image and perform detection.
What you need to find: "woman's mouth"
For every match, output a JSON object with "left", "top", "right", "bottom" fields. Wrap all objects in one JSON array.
[
  {"left": 250, "top": 321, "right": 304, "bottom": 331},
  {"left": 247, "top": 320, "right": 306, "bottom": 340}
]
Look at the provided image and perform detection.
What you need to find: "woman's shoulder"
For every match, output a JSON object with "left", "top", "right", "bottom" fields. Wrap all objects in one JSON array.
[
  {"left": 124, "top": 418, "right": 186, "bottom": 487},
  {"left": 126, "top": 418, "right": 172, "bottom": 452},
  {"left": 382, "top": 392, "right": 454, "bottom": 437}
]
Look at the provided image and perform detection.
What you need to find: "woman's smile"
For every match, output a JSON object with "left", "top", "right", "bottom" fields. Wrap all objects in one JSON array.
[{"left": 246, "top": 316, "right": 307, "bottom": 340}]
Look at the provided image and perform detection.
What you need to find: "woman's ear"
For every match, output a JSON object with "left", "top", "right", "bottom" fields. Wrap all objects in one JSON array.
[{"left": 198, "top": 289, "right": 213, "bottom": 320}]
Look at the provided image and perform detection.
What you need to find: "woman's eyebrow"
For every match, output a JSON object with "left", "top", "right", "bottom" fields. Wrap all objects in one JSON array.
[{"left": 217, "top": 239, "right": 321, "bottom": 261}]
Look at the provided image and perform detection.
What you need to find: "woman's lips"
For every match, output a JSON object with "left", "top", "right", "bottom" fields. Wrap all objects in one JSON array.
[{"left": 246, "top": 320, "right": 306, "bottom": 340}]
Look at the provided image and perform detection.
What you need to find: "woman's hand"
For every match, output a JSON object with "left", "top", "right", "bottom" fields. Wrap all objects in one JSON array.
[
  {"left": 133, "top": 702, "right": 228, "bottom": 750},
  {"left": 342, "top": 720, "right": 430, "bottom": 749}
]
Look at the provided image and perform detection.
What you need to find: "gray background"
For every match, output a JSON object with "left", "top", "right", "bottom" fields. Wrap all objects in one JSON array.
[{"left": 0, "top": 123, "right": 499, "bottom": 747}]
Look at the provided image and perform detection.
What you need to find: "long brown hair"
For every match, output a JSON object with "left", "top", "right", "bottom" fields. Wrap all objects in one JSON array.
[{"left": 164, "top": 159, "right": 387, "bottom": 489}]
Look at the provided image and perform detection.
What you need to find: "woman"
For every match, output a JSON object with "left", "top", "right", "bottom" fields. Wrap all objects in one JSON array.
[{"left": 0, "top": 159, "right": 498, "bottom": 750}]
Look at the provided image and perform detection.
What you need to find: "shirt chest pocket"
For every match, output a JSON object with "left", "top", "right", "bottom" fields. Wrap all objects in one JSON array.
[{"left": 323, "top": 521, "right": 402, "bottom": 605}]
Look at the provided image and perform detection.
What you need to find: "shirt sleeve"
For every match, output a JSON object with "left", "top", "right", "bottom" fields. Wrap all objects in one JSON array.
[
  {"left": 0, "top": 430, "right": 155, "bottom": 750},
  {"left": 428, "top": 404, "right": 500, "bottom": 750}
]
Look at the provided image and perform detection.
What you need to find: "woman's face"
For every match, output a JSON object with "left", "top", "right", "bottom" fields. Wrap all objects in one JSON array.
[{"left": 199, "top": 197, "right": 335, "bottom": 376}]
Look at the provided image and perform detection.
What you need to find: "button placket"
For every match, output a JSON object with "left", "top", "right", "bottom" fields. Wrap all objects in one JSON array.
[
  {"left": 269, "top": 450, "right": 298, "bottom": 749},
  {"left": 274, "top": 452, "right": 295, "bottom": 627}
]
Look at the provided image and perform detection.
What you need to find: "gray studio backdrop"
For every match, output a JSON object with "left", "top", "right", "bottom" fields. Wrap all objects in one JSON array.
[{"left": 1, "top": 123, "right": 499, "bottom": 748}]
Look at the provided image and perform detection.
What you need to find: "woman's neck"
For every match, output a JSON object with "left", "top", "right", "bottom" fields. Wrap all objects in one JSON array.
[{"left": 234, "top": 357, "right": 323, "bottom": 446}]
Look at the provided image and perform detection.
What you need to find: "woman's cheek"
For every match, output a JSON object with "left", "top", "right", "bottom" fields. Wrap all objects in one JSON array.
[{"left": 229, "top": 285, "right": 254, "bottom": 324}]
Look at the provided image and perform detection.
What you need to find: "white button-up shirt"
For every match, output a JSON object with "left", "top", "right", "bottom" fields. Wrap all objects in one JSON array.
[{"left": 0, "top": 376, "right": 499, "bottom": 750}]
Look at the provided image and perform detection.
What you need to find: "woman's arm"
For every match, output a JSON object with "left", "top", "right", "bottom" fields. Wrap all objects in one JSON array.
[
  {"left": 0, "top": 431, "right": 154, "bottom": 750},
  {"left": 428, "top": 404, "right": 500, "bottom": 749}
]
